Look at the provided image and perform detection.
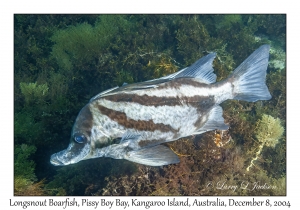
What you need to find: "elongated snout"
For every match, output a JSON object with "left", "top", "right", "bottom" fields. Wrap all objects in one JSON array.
[
  {"left": 50, "top": 142, "right": 91, "bottom": 166},
  {"left": 50, "top": 149, "right": 72, "bottom": 166}
]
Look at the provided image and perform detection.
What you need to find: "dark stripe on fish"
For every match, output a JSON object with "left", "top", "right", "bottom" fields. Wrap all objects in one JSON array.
[
  {"left": 103, "top": 92, "right": 215, "bottom": 109},
  {"left": 74, "top": 105, "right": 93, "bottom": 137},
  {"left": 193, "top": 111, "right": 209, "bottom": 129},
  {"left": 157, "top": 77, "right": 210, "bottom": 89},
  {"left": 96, "top": 104, "right": 179, "bottom": 133}
]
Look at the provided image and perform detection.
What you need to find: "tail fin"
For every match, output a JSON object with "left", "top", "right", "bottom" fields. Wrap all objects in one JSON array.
[{"left": 231, "top": 45, "right": 272, "bottom": 102}]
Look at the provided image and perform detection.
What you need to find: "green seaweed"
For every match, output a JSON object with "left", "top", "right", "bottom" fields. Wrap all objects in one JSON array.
[
  {"left": 20, "top": 82, "right": 49, "bottom": 105},
  {"left": 256, "top": 114, "right": 284, "bottom": 148},
  {"left": 14, "top": 144, "right": 47, "bottom": 195},
  {"left": 14, "top": 144, "right": 37, "bottom": 180},
  {"left": 214, "top": 15, "right": 243, "bottom": 30},
  {"left": 14, "top": 14, "right": 286, "bottom": 196},
  {"left": 246, "top": 115, "right": 284, "bottom": 171},
  {"left": 14, "top": 112, "right": 43, "bottom": 144},
  {"left": 50, "top": 15, "right": 132, "bottom": 71}
]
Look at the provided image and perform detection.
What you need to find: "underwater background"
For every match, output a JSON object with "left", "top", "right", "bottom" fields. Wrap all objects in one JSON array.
[{"left": 14, "top": 14, "right": 286, "bottom": 196}]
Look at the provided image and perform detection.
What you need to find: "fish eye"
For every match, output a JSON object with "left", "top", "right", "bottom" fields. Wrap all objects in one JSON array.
[{"left": 73, "top": 133, "right": 86, "bottom": 143}]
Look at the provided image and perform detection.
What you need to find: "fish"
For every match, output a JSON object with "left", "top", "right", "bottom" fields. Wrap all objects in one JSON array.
[{"left": 50, "top": 45, "right": 271, "bottom": 166}]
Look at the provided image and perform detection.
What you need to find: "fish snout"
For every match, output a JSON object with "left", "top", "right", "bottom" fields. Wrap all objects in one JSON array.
[
  {"left": 50, "top": 149, "right": 70, "bottom": 166},
  {"left": 50, "top": 142, "right": 91, "bottom": 166}
]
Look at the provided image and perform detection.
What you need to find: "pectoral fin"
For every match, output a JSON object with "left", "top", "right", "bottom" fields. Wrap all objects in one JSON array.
[
  {"left": 120, "top": 132, "right": 141, "bottom": 143},
  {"left": 124, "top": 145, "right": 180, "bottom": 166},
  {"left": 119, "top": 131, "right": 141, "bottom": 150}
]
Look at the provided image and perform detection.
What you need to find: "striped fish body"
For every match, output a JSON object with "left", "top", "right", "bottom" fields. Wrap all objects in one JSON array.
[
  {"left": 50, "top": 45, "right": 271, "bottom": 166},
  {"left": 91, "top": 78, "right": 228, "bottom": 146}
]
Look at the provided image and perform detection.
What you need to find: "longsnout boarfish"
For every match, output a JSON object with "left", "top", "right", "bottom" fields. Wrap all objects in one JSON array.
[{"left": 50, "top": 45, "right": 271, "bottom": 166}]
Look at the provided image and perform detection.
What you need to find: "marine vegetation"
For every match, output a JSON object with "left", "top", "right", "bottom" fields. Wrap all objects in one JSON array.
[
  {"left": 246, "top": 114, "right": 284, "bottom": 171},
  {"left": 14, "top": 14, "right": 286, "bottom": 196},
  {"left": 19, "top": 82, "right": 49, "bottom": 105},
  {"left": 14, "top": 144, "right": 46, "bottom": 195}
]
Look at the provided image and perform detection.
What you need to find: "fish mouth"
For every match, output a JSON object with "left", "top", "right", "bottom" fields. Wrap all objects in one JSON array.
[
  {"left": 50, "top": 149, "right": 73, "bottom": 166},
  {"left": 50, "top": 143, "right": 91, "bottom": 166},
  {"left": 50, "top": 152, "right": 68, "bottom": 166}
]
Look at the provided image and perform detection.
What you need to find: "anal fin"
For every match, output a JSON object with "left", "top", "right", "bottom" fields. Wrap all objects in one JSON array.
[{"left": 124, "top": 145, "right": 180, "bottom": 166}]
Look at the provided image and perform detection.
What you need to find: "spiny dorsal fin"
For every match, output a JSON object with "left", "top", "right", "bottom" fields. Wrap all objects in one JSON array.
[
  {"left": 175, "top": 53, "right": 217, "bottom": 84},
  {"left": 147, "top": 67, "right": 188, "bottom": 82},
  {"left": 90, "top": 53, "right": 217, "bottom": 101},
  {"left": 89, "top": 86, "right": 119, "bottom": 102}
]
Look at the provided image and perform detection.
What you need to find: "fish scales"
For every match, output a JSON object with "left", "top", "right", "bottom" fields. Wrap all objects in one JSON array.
[
  {"left": 50, "top": 45, "right": 271, "bottom": 166},
  {"left": 89, "top": 101, "right": 176, "bottom": 150},
  {"left": 93, "top": 79, "right": 216, "bottom": 138}
]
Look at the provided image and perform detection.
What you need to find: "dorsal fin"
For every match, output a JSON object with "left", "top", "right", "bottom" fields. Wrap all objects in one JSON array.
[
  {"left": 175, "top": 53, "right": 217, "bottom": 84},
  {"left": 89, "top": 86, "right": 119, "bottom": 102},
  {"left": 147, "top": 67, "right": 188, "bottom": 82},
  {"left": 89, "top": 53, "right": 217, "bottom": 101}
]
